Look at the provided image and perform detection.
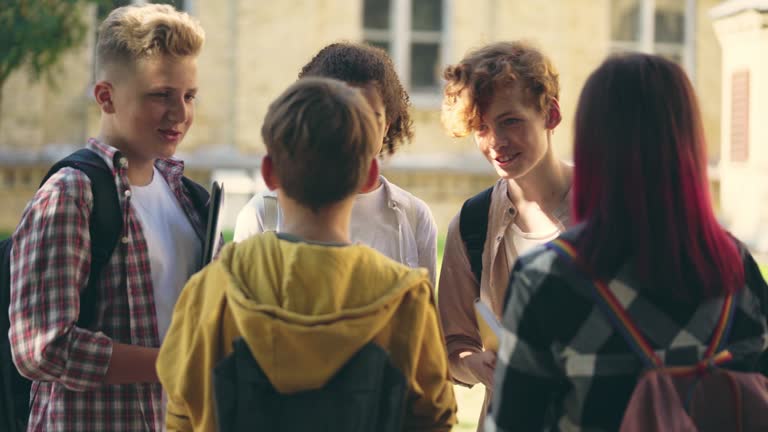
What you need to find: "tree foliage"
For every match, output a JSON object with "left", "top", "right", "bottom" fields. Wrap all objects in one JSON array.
[{"left": 0, "top": 0, "right": 104, "bottom": 88}]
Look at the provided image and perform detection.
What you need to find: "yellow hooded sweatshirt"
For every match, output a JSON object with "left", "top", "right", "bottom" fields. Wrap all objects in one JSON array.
[{"left": 157, "top": 232, "right": 457, "bottom": 431}]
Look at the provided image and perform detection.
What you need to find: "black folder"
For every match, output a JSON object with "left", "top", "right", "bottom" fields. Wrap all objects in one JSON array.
[{"left": 202, "top": 181, "right": 224, "bottom": 267}]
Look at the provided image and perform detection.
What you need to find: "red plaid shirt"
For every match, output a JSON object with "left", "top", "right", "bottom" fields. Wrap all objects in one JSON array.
[{"left": 9, "top": 139, "right": 205, "bottom": 431}]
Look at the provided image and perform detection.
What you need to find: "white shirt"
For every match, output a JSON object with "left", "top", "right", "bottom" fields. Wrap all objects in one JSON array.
[
  {"left": 502, "top": 187, "right": 571, "bottom": 273},
  {"left": 130, "top": 167, "right": 201, "bottom": 340},
  {"left": 505, "top": 223, "right": 561, "bottom": 272},
  {"left": 233, "top": 176, "right": 438, "bottom": 285},
  {"left": 350, "top": 182, "right": 401, "bottom": 262}
]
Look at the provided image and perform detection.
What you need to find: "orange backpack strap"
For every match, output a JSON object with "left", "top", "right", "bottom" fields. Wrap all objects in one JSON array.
[{"left": 547, "top": 238, "right": 735, "bottom": 371}]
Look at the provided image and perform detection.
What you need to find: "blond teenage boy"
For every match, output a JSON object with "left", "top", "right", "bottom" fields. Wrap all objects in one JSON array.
[
  {"left": 9, "top": 5, "right": 206, "bottom": 430},
  {"left": 157, "top": 77, "right": 457, "bottom": 431}
]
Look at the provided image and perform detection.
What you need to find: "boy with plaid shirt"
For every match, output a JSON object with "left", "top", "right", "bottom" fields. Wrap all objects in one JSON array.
[{"left": 9, "top": 4, "right": 206, "bottom": 430}]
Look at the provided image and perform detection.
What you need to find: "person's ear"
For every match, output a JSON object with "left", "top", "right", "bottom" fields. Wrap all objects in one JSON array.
[
  {"left": 261, "top": 155, "right": 280, "bottom": 191},
  {"left": 545, "top": 98, "right": 562, "bottom": 130},
  {"left": 359, "top": 158, "right": 380, "bottom": 193},
  {"left": 94, "top": 81, "right": 116, "bottom": 114}
]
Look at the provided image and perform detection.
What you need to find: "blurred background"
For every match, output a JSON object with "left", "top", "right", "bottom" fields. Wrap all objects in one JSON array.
[{"left": 2, "top": 0, "right": 768, "bottom": 429}]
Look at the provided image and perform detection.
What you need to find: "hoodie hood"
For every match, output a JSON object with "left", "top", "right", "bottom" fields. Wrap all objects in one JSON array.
[{"left": 216, "top": 232, "right": 427, "bottom": 394}]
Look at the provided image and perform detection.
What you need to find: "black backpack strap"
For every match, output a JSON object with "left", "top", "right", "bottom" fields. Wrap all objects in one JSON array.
[
  {"left": 459, "top": 186, "right": 494, "bottom": 284},
  {"left": 41, "top": 149, "right": 122, "bottom": 328},
  {"left": 0, "top": 239, "right": 23, "bottom": 432}
]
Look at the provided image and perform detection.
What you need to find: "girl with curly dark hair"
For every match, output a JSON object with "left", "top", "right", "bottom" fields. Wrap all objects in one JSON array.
[{"left": 234, "top": 42, "right": 438, "bottom": 285}]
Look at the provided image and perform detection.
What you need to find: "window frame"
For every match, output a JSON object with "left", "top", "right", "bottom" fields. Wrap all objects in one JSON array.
[
  {"left": 363, "top": 0, "right": 453, "bottom": 108},
  {"left": 609, "top": 0, "right": 696, "bottom": 81}
]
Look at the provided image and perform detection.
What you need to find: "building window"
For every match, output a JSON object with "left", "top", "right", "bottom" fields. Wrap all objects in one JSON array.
[
  {"left": 610, "top": 0, "right": 695, "bottom": 78},
  {"left": 97, "top": 0, "right": 132, "bottom": 20},
  {"left": 363, "top": 0, "right": 449, "bottom": 105}
]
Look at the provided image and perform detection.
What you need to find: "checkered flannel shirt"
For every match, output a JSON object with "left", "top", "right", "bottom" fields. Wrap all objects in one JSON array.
[
  {"left": 486, "top": 229, "right": 768, "bottom": 432},
  {"left": 9, "top": 139, "right": 205, "bottom": 431}
]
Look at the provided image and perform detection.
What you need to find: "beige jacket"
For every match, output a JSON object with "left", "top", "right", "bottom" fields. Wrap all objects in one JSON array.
[{"left": 437, "top": 178, "right": 571, "bottom": 428}]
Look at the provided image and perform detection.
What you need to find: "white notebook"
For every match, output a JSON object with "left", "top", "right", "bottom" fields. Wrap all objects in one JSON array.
[{"left": 474, "top": 298, "right": 503, "bottom": 352}]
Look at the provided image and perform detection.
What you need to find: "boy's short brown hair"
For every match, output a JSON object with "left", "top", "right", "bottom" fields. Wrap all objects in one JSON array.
[
  {"left": 96, "top": 4, "right": 205, "bottom": 77},
  {"left": 441, "top": 41, "right": 560, "bottom": 137},
  {"left": 262, "top": 77, "right": 379, "bottom": 212}
]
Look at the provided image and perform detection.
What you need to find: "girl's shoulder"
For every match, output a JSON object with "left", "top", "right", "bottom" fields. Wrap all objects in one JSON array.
[{"left": 380, "top": 177, "right": 434, "bottom": 220}]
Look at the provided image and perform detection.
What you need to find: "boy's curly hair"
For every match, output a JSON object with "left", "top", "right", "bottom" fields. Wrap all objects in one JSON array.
[
  {"left": 442, "top": 41, "right": 559, "bottom": 137},
  {"left": 299, "top": 42, "right": 413, "bottom": 155}
]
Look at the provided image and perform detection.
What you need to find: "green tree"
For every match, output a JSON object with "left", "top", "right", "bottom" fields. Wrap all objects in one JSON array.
[{"left": 0, "top": 0, "right": 104, "bottom": 119}]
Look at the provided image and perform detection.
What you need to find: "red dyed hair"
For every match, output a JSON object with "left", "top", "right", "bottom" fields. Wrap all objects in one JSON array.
[{"left": 572, "top": 54, "right": 744, "bottom": 299}]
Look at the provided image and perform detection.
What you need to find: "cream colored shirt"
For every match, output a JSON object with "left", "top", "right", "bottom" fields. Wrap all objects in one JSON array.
[{"left": 437, "top": 178, "right": 572, "bottom": 431}]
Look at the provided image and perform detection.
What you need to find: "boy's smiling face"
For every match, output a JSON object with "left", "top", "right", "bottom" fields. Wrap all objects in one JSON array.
[{"left": 98, "top": 55, "right": 198, "bottom": 163}]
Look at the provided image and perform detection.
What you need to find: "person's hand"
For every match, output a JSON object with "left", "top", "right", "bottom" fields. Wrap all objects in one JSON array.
[{"left": 461, "top": 350, "right": 497, "bottom": 388}]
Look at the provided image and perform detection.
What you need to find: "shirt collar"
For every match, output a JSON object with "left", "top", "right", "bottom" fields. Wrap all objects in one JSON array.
[{"left": 86, "top": 137, "right": 186, "bottom": 182}]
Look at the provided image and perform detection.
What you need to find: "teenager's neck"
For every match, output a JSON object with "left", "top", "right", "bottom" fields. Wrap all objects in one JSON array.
[
  {"left": 97, "top": 132, "right": 156, "bottom": 186},
  {"left": 278, "top": 195, "right": 354, "bottom": 244},
  {"left": 124, "top": 159, "right": 155, "bottom": 186},
  {"left": 360, "top": 175, "right": 383, "bottom": 194},
  {"left": 506, "top": 148, "right": 572, "bottom": 213}
]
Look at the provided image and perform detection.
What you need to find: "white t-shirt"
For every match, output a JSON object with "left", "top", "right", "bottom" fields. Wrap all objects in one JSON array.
[
  {"left": 503, "top": 190, "right": 570, "bottom": 273},
  {"left": 505, "top": 222, "right": 561, "bottom": 271},
  {"left": 130, "top": 167, "right": 201, "bottom": 341},
  {"left": 350, "top": 182, "right": 400, "bottom": 262}
]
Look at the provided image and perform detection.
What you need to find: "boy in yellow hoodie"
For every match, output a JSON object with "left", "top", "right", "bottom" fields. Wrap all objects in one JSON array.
[{"left": 156, "top": 77, "right": 457, "bottom": 431}]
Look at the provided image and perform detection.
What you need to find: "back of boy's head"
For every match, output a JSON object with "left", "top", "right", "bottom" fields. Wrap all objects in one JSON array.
[
  {"left": 299, "top": 42, "right": 413, "bottom": 155},
  {"left": 262, "top": 77, "right": 379, "bottom": 212},
  {"left": 95, "top": 4, "right": 205, "bottom": 79},
  {"left": 441, "top": 41, "right": 559, "bottom": 137}
]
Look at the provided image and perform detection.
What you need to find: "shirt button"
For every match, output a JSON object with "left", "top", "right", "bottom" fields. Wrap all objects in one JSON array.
[
  {"left": 497, "top": 236, "right": 503, "bottom": 242},
  {"left": 124, "top": 189, "right": 132, "bottom": 198},
  {"left": 121, "top": 236, "right": 129, "bottom": 244}
]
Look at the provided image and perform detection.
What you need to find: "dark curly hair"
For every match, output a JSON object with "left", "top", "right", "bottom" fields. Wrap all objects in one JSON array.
[{"left": 299, "top": 42, "right": 413, "bottom": 155}]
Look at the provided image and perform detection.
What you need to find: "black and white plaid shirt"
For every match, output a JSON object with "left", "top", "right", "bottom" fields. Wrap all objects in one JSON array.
[{"left": 486, "top": 229, "right": 768, "bottom": 432}]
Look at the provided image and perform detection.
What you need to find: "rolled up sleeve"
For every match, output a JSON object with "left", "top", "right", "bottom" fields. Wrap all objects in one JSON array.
[
  {"left": 437, "top": 214, "right": 485, "bottom": 386},
  {"left": 9, "top": 169, "right": 113, "bottom": 391}
]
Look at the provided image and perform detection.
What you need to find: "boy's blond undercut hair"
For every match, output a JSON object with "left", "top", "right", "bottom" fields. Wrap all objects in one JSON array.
[
  {"left": 441, "top": 41, "right": 559, "bottom": 137},
  {"left": 262, "top": 77, "right": 379, "bottom": 212},
  {"left": 96, "top": 4, "right": 205, "bottom": 76}
]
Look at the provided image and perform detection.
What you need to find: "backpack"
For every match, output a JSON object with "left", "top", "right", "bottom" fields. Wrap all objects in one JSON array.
[
  {"left": 213, "top": 338, "right": 407, "bottom": 432},
  {"left": 0, "top": 148, "right": 209, "bottom": 432},
  {"left": 257, "top": 193, "right": 279, "bottom": 232},
  {"left": 459, "top": 186, "right": 493, "bottom": 284},
  {"left": 548, "top": 238, "right": 768, "bottom": 432}
]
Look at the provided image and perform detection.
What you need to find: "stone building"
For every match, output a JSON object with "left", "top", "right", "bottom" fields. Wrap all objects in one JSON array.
[
  {"left": 711, "top": 0, "right": 768, "bottom": 252},
  {"left": 0, "top": 0, "right": 725, "bottom": 235}
]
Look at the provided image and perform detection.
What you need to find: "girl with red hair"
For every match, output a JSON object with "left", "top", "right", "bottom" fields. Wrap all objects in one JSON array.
[{"left": 487, "top": 53, "right": 768, "bottom": 431}]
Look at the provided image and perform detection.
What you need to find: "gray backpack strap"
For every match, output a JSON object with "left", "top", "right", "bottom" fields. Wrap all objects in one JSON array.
[{"left": 260, "top": 194, "right": 279, "bottom": 232}]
